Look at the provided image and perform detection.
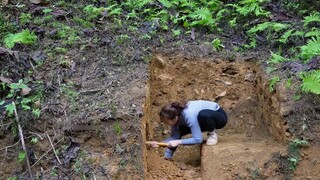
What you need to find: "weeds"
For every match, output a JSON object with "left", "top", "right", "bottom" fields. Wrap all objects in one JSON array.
[
  {"left": 3, "top": 29, "right": 37, "bottom": 49},
  {"left": 84, "top": 5, "right": 106, "bottom": 21},
  {"left": 212, "top": 38, "right": 225, "bottom": 51},
  {"left": 114, "top": 121, "right": 122, "bottom": 135},
  {"left": 287, "top": 139, "right": 308, "bottom": 171},
  {"left": 269, "top": 76, "right": 280, "bottom": 92},
  {"left": 19, "top": 13, "right": 32, "bottom": 25},
  {"left": 18, "top": 151, "right": 27, "bottom": 162}
]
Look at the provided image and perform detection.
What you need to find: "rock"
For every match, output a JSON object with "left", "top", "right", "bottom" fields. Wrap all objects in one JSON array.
[
  {"left": 0, "top": 76, "right": 12, "bottom": 84},
  {"left": 154, "top": 55, "right": 166, "bottom": 69},
  {"left": 34, "top": 100, "right": 41, "bottom": 108},
  {"left": 163, "top": 130, "right": 169, "bottom": 135},
  {"left": 244, "top": 73, "right": 256, "bottom": 82},
  {"left": 158, "top": 74, "right": 173, "bottom": 81},
  {"left": 32, "top": 51, "right": 47, "bottom": 62},
  {"left": 121, "top": 133, "right": 129, "bottom": 143},
  {"left": 224, "top": 81, "right": 232, "bottom": 85},
  {"left": 285, "top": 132, "right": 291, "bottom": 137},
  {"left": 20, "top": 86, "right": 32, "bottom": 96},
  {"left": 177, "top": 162, "right": 187, "bottom": 170}
]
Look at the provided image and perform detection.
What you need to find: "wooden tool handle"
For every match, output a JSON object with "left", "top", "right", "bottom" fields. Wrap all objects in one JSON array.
[{"left": 146, "top": 141, "right": 168, "bottom": 147}]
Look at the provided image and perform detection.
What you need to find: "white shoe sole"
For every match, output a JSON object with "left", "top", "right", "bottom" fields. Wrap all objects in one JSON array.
[{"left": 206, "top": 140, "right": 218, "bottom": 146}]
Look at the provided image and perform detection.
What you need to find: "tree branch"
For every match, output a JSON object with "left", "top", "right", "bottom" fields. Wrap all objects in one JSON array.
[{"left": 13, "top": 102, "right": 33, "bottom": 179}]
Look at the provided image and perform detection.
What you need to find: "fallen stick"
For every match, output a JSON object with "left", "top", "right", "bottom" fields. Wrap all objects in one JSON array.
[
  {"left": 13, "top": 102, "right": 33, "bottom": 179},
  {"left": 0, "top": 140, "right": 20, "bottom": 151},
  {"left": 146, "top": 141, "right": 168, "bottom": 147},
  {"left": 46, "top": 132, "right": 61, "bottom": 164}
]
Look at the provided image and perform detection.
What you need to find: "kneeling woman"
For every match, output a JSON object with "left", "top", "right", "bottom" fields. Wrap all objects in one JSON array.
[{"left": 152, "top": 100, "right": 228, "bottom": 159}]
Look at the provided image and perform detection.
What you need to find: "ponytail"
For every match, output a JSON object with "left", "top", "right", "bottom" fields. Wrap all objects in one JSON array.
[{"left": 159, "top": 101, "right": 187, "bottom": 121}]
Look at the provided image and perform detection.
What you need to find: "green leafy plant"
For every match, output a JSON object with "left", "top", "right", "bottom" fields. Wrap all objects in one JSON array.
[
  {"left": 287, "top": 139, "right": 308, "bottom": 170},
  {"left": 189, "top": 7, "right": 216, "bottom": 28},
  {"left": 19, "top": 13, "right": 32, "bottom": 25},
  {"left": 73, "top": 17, "right": 94, "bottom": 28},
  {"left": 116, "top": 34, "right": 130, "bottom": 44},
  {"left": 6, "top": 176, "right": 18, "bottom": 180},
  {"left": 3, "top": 79, "right": 43, "bottom": 119},
  {"left": 18, "top": 151, "right": 27, "bottom": 162},
  {"left": 269, "top": 76, "right": 280, "bottom": 92},
  {"left": 114, "top": 121, "right": 122, "bottom": 135},
  {"left": 84, "top": 5, "right": 106, "bottom": 21},
  {"left": 172, "top": 29, "right": 181, "bottom": 37},
  {"left": 3, "top": 29, "right": 37, "bottom": 49},
  {"left": 303, "top": 12, "right": 320, "bottom": 27},
  {"left": 278, "top": 29, "right": 295, "bottom": 43},
  {"left": 106, "top": 4, "right": 122, "bottom": 17},
  {"left": 286, "top": 78, "right": 292, "bottom": 88},
  {"left": 122, "top": 0, "right": 152, "bottom": 10},
  {"left": 305, "top": 28, "right": 320, "bottom": 38},
  {"left": 229, "top": 0, "right": 270, "bottom": 17},
  {"left": 293, "top": 94, "right": 301, "bottom": 101},
  {"left": 43, "top": 8, "right": 53, "bottom": 14},
  {"left": 300, "top": 36, "right": 320, "bottom": 60},
  {"left": 292, "top": 139, "right": 308, "bottom": 147},
  {"left": 31, "top": 137, "right": 39, "bottom": 144},
  {"left": 212, "top": 38, "right": 225, "bottom": 51},
  {"left": 268, "top": 52, "right": 290, "bottom": 64},
  {"left": 50, "top": 167, "right": 58, "bottom": 177},
  {"left": 300, "top": 70, "right": 320, "bottom": 95},
  {"left": 248, "top": 22, "right": 289, "bottom": 34}
]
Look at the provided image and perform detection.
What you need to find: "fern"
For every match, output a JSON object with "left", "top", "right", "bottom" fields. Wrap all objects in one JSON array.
[
  {"left": 124, "top": 0, "right": 152, "bottom": 9},
  {"left": 3, "top": 29, "right": 37, "bottom": 49},
  {"left": 234, "top": 0, "right": 270, "bottom": 17},
  {"left": 278, "top": 29, "right": 294, "bottom": 43},
  {"left": 158, "top": 0, "right": 173, "bottom": 8},
  {"left": 269, "top": 76, "right": 280, "bottom": 92},
  {"left": 248, "top": 22, "right": 288, "bottom": 34},
  {"left": 305, "top": 28, "right": 320, "bottom": 37},
  {"left": 303, "top": 12, "right": 320, "bottom": 27},
  {"left": 189, "top": 7, "right": 215, "bottom": 28},
  {"left": 106, "top": 4, "right": 122, "bottom": 16},
  {"left": 292, "top": 30, "right": 305, "bottom": 36},
  {"left": 268, "top": 52, "right": 290, "bottom": 64},
  {"left": 300, "top": 37, "right": 320, "bottom": 60},
  {"left": 84, "top": 5, "right": 106, "bottom": 20},
  {"left": 300, "top": 70, "right": 320, "bottom": 95}
]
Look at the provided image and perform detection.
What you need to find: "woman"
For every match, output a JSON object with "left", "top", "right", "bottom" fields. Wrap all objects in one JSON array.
[{"left": 151, "top": 100, "right": 228, "bottom": 159}]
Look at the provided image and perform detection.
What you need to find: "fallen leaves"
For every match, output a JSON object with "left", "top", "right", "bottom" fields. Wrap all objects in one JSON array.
[
  {"left": 29, "top": 0, "right": 41, "bottom": 4},
  {"left": 1, "top": 0, "right": 8, "bottom": 6}
]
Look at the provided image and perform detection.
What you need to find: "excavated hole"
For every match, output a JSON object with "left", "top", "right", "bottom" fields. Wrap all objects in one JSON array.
[{"left": 142, "top": 55, "right": 286, "bottom": 179}]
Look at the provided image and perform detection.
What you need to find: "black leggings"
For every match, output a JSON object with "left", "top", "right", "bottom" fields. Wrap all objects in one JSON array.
[{"left": 179, "top": 108, "right": 228, "bottom": 137}]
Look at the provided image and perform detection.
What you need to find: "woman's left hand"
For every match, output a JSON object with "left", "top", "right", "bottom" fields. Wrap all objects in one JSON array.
[{"left": 168, "top": 140, "right": 182, "bottom": 148}]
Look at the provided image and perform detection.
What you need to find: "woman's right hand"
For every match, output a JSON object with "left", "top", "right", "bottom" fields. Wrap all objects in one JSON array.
[{"left": 150, "top": 141, "right": 159, "bottom": 148}]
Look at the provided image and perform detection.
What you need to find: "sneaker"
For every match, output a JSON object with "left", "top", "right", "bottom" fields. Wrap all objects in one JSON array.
[{"left": 206, "top": 130, "right": 218, "bottom": 146}]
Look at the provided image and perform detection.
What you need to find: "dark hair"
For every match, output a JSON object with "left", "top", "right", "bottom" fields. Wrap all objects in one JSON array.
[{"left": 159, "top": 101, "right": 186, "bottom": 122}]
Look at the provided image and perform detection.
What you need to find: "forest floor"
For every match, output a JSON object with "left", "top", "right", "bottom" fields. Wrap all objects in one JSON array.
[{"left": 0, "top": 0, "right": 320, "bottom": 180}]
